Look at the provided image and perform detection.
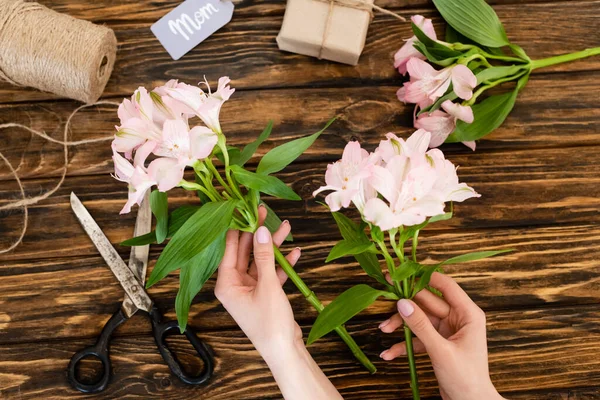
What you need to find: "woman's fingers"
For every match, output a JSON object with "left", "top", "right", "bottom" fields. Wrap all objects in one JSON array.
[
  {"left": 257, "top": 204, "right": 268, "bottom": 225},
  {"left": 380, "top": 338, "right": 426, "bottom": 361},
  {"left": 379, "top": 310, "right": 440, "bottom": 334},
  {"left": 276, "top": 247, "right": 301, "bottom": 285},
  {"left": 428, "top": 272, "right": 474, "bottom": 311},
  {"left": 215, "top": 230, "right": 241, "bottom": 300},
  {"left": 237, "top": 232, "right": 253, "bottom": 273},
  {"left": 253, "top": 226, "right": 278, "bottom": 286},
  {"left": 248, "top": 220, "right": 291, "bottom": 279},
  {"left": 414, "top": 288, "right": 451, "bottom": 319},
  {"left": 396, "top": 299, "right": 446, "bottom": 354}
]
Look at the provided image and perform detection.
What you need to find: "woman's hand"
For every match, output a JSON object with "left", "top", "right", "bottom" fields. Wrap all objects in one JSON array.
[
  {"left": 379, "top": 272, "right": 504, "bottom": 400},
  {"left": 214, "top": 206, "right": 302, "bottom": 359},
  {"left": 214, "top": 206, "right": 343, "bottom": 400}
]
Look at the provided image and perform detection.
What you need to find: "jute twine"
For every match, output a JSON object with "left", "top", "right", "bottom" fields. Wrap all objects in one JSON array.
[
  {"left": 0, "top": 101, "right": 119, "bottom": 254},
  {"left": 316, "top": 0, "right": 406, "bottom": 59},
  {"left": 0, "top": 0, "right": 117, "bottom": 104}
]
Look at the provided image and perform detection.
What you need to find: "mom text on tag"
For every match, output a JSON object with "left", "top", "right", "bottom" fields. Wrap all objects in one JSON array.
[{"left": 151, "top": 0, "right": 234, "bottom": 61}]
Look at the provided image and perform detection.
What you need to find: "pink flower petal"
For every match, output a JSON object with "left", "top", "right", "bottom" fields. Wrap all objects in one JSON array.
[
  {"left": 415, "top": 111, "right": 455, "bottom": 148},
  {"left": 406, "top": 58, "right": 437, "bottom": 80},
  {"left": 441, "top": 100, "right": 474, "bottom": 123},
  {"left": 411, "top": 15, "right": 437, "bottom": 40},
  {"left": 462, "top": 141, "right": 476, "bottom": 151},
  {"left": 189, "top": 126, "right": 218, "bottom": 160},
  {"left": 363, "top": 198, "right": 399, "bottom": 230},
  {"left": 147, "top": 158, "right": 184, "bottom": 192},
  {"left": 451, "top": 65, "right": 477, "bottom": 100}
]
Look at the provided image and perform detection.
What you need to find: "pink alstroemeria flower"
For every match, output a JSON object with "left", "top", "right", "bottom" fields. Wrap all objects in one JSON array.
[
  {"left": 394, "top": 15, "right": 437, "bottom": 75},
  {"left": 159, "top": 77, "right": 235, "bottom": 134},
  {"left": 415, "top": 100, "right": 475, "bottom": 150},
  {"left": 375, "top": 129, "right": 431, "bottom": 165},
  {"left": 364, "top": 159, "right": 444, "bottom": 230},
  {"left": 113, "top": 150, "right": 184, "bottom": 214},
  {"left": 397, "top": 59, "right": 477, "bottom": 108},
  {"left": 313, "top": 141, "right": 377, "bottom": 212},
  {"left": 153, "top": 119, "right": 218, "bottom": 166},
  {"left": 362, "top": 130, "right": 479, "bottom": 229},
  {"left": 427, "top": 148, "right": 480, "bottom": 202},
  {"left": 113, "top": 87, "right": 162, "bottom": 158}
]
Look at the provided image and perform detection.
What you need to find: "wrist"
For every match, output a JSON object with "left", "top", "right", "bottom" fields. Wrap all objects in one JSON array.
[{"left": 260, "top": 337, "right": 307, "bottom": 368}]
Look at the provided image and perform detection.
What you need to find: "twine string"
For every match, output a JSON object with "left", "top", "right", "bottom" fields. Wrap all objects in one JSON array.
[
  {"left": 316, "top": 0, "right": 406, "bottom": 59},
  {"left": 0, "top": 101, "right": 119, "bottom": 254},
  {"left": 0, "top": 0, "right": 117, "bottom": 104}
]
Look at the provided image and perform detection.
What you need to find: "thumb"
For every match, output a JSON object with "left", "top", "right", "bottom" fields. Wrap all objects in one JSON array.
[
  {"left": 397, "top": 299, "right": 445, "bottom": 353},
  {"left": 253, "top": 226, "right": 277, "bottom": 284}
]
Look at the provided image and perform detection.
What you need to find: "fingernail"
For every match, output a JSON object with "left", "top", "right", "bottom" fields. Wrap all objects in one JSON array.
[
  {"left": 379, "top": 350, "right": 388, "bottom": 359},
  {"left": 294, "top": 247, "right": 301, "bottom": 253},
  {"left": 256, "top": 226, "right": 271, "bottom": 244},
  {"left": 258, "top": 203, "right": 266, "bottom": 209},
  {"left": 378, "top": 319, "right": 390, "bottom": 329},
  {"left": 282, "top": 220, "right": 290, "bottom": 226},
  {"left": 398, "top": 299, "right": 414, "bottom": 317}
]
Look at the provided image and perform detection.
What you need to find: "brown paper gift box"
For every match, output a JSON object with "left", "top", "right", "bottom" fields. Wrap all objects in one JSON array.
[{"left": 276, "top": 0, "right": 374, "bottom": 66}]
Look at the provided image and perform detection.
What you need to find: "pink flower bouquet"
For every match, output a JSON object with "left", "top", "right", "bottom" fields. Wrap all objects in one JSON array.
[
  {"left": 112, "top": 77, "right": 376, "bottom": 372},
  {"left": 395, "top": 0, "right": 600, "bottom": 150},
  {"left": 312, "top": 130, "right": 511, "bottom": 398}
]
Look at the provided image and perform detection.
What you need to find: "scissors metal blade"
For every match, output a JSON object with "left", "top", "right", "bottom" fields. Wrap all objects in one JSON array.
[
  {"left": 70, "top": 192, "right": 153, "bottom": 313},
  {"left": 122, "top": 192, "right": 152, "bottom": 317}
]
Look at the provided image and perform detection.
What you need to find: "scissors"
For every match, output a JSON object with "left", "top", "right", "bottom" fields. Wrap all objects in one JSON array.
[{"left": 67, "top": 192, "right": 214, "bottom": 393}]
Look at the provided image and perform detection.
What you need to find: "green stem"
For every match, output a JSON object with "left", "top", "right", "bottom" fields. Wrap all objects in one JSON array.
[
  {"left": 404, "top": 325, "right": 420, "bottom": 400},
  {"left": 178, "top": 180, "right": 219, "bottom": 202},
  {"left": 206, "top": 159, "right": 234, "bottom": 197},
  {"left": 531, "top": 47, "right": 600, "bottom": 70},
  {"left": 402, "top": 279, "right": 420, "bottom": 400},
  {"left": 273, "top": 247, "right": 376, "bottom": 373},
  {"left": 467, "top": 69, "right": 529, "bottom": 105}
]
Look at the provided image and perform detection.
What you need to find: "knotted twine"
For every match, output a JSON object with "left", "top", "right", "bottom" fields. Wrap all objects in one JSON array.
[
  {"left": 0, "top": 0, "right": 117, "bottom": 104},
  {"left": 0, "top": 101, "right": 119, "bottom": 254},
  {"left": 0, "top": 102, "right": 119, "bottom": 254},
  {"left": 315, "top": 0, "right": 406, "bottom": 60}
]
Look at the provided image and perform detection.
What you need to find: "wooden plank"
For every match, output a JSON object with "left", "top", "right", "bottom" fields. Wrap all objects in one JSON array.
[
  {"left": 2, "top": 143, "right": 600, "bottom": 260},
  {"left": 0, "top": 305, "right": 598, "bottom": 399},
  {"left": 0, "top": 1, "right": 599, "bottom": 102},
  {"left": 2, "top": 72, "right": 599, "bottom": 183},
  {"left": 0, "top": 222, "right": 598, "bottom": 344}
]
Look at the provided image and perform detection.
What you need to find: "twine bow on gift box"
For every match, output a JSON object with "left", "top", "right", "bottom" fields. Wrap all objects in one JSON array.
[{"left": 315, "top": 0, "right": 406, "bottom": 59}]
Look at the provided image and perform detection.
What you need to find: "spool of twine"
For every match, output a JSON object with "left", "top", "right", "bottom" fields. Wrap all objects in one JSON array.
[{"left": 0, "top": 0, "right": 117, "bottom": 104}]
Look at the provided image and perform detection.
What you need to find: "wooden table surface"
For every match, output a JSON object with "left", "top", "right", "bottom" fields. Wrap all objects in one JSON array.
[{"left": 1, "top": 0, "right": 600, "bottom": 398}]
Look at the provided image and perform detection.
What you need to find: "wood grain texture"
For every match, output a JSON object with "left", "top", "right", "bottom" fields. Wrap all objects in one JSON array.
[
  {"left": 0, "top": 1, "right": 598, "bottom": 102},
  {"left": 0, "top": 305, "right": 599, "bottom": 399},
  {"left": 0, "top": 222, "right": 598, "bottom": 345},
  {"left": 0, "top": 0, "right": 599, "bottom": 397},
  {"left": 2, "top": 144, "right": 600, "bottom": 260},
  {"left": 1, "top": 70, "right": 600, "bottom": 183}
]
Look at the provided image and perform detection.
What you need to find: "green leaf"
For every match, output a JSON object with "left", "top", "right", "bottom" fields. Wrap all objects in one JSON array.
[
  {"left": 440, "top": 249, "right": 513, "bottom": 266},
  {"left": 432, "top": 0, "right": 510, "bottom": 48},
  {"left": 509, "top": 44, "right": 531, "bottom": 61},
  {"left": 150, "top": 190, "right": 169, "bottom": 244},
  {"left": 307, "top": 284, "right": 398, "bottom": 344},
  {"left": 412, "top": 23, "right": 462, "bottom": 60},
  {"left": 412, "top": 266, "right": 438, "bottom": 297},
  {"left": 176, "top": 232, "right": 227, "bottom": 332},
  {"left": 428, "top": 208, "right": 453, "bottom": 224},
  {"left": 390, "top": 260, "right": 422, "bottom": 282},
  {"left": 418, "top": 89, "right": 457, "bottom": 116},
  {"left": 215, "top": 145, "right": 242, "bottom": 165},
  {"left": 147, "top": 200, "right": 239, "bottom": 288},
  {"left": 230, "top": 165, "right": 301, "bottom": 201},
  {"left": 476, "top": 65, "right": 524, "bottom": 85},
  {"left": 326, "top": 239, "right": 374, "bottom": 263},
  {"left": 121, "top": 205, "right": 200, "bottom": 246},
  {"left": 446, "top": 85, "right": 520, "bottom": 143},
  {"left": 256, "top": 118, "right": 334, "bottom": 175},
  {"left": 331, "top": 212, "right": 388, "bottom": 287},
  {"left": 261, "top": 202, "right": 293, "bottom": 241},
  {"left": 231, "top": 121, "right": 273, "bottom": 166}
]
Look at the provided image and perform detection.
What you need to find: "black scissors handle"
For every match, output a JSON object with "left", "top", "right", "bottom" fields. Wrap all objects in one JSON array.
[
  {"left": 67, "top": 308, "right": 127, "bottom": 393},
  {"left": 149, "top": 305, "right": 214, "bottom": 385}
]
